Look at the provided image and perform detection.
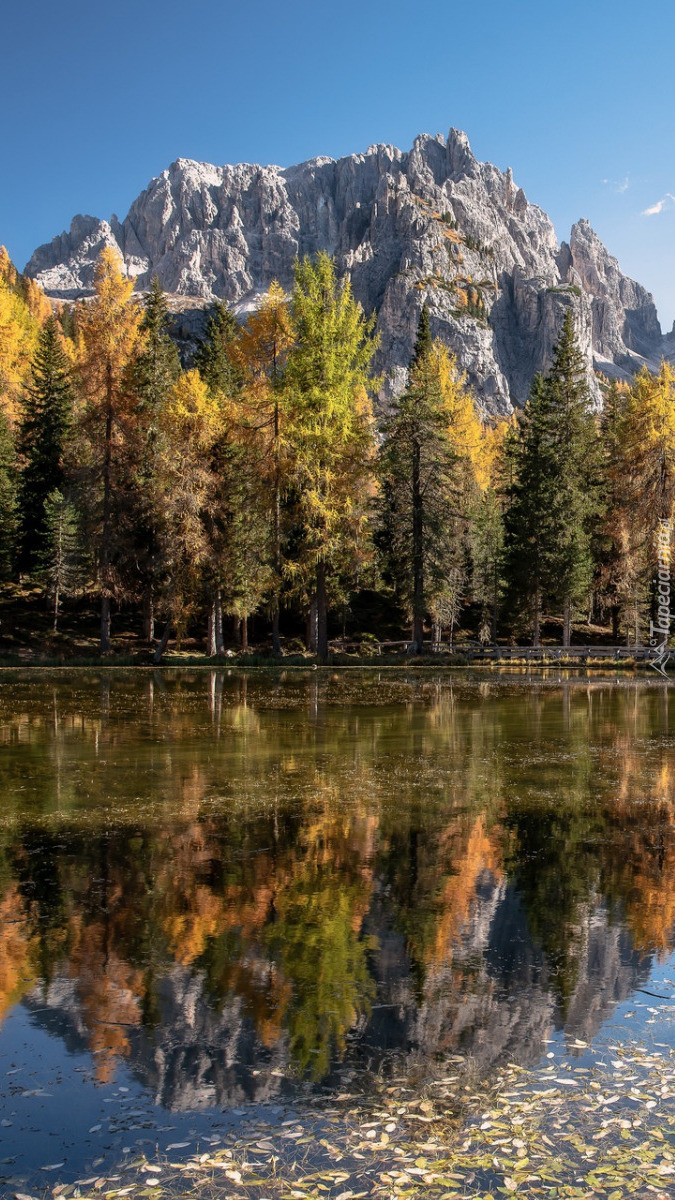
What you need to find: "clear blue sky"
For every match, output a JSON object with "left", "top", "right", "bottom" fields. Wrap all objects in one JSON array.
[{"left": 3, "top": 0, "right": 675, "bottom": 326}]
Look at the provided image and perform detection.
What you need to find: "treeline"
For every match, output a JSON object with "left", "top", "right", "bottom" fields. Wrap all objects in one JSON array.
[{"left": 0, "top": 244, "right": 674, "bottom": 657}]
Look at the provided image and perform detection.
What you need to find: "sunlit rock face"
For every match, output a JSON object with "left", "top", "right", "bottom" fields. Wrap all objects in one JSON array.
[{"left": 25, "top": 130, "right": 666, "bottom": 414}]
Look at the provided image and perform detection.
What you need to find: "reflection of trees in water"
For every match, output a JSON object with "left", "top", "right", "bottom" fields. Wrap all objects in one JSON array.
[{"left": 0, "top": 674, "right": 674, "bottom": 1094}]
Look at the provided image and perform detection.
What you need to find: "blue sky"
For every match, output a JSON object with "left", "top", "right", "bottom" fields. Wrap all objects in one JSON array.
[{"left": 3, "top": 0, "right": 675, "bottom": 326}]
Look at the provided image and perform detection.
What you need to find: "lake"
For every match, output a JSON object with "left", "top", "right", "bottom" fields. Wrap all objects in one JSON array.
[{"left": 1, "top": 669, "right": 675, "bottom": 1191}]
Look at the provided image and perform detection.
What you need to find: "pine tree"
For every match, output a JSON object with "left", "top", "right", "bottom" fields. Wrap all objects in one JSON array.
[
  {"left": 194, "top": 300, "right": 241, "bottom": 396},
  {"left": 504, "top": 311, "right": 601, "bottom": 646},
  {"left": 127, "top": 278, "right": 181, "bottom": 640},
  {"left": 213, "top": 432, "right": 273, "bottom": 650},
  {"left": 380, "top": 307, "right": 463, "bottom": 653},
  {"left": 0, "top": 411, "right": 17, "bottom": 578},
  {"left": 284, "top": 253, "right": 378, "bottom": 660},
  {"left": 38, "top": 489, "right": 83, "bottom": 631},
  {"left": 546, "top": 310, "right": 601, "bottom": 645},
  {"left": 503, "top": 375, "right": 560, "bottom": 645},
  {"left": 470, "top": 486, "right": 505, "bottom": 643},
  {"left": 18, "top": 316, "right": 73, "bottom": 571}
]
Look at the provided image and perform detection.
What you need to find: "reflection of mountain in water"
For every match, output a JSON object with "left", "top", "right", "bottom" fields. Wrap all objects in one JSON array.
[
  {"left": 2, "top": 673, "right": 674, "bottom": 1112},
  {"left": 23, "top": 879, "right": 653, "bottom": 1111}
]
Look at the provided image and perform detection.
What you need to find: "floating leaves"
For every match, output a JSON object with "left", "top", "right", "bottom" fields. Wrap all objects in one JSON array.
[{"left": 19, "top": 1041, "right": 675, "bottom": 1200}]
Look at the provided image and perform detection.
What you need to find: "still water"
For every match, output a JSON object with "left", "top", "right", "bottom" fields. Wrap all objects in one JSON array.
[{"left": 1, "top": 669, "right": 675, "bottom": 1186}]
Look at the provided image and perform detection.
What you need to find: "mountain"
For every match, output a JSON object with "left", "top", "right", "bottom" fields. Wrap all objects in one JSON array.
[{"left": 25, "top": 129, "right": 666, "bottom": 413}]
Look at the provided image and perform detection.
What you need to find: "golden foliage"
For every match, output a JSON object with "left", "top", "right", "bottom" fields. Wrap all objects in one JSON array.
[
  {"left": 165, "top": 367, "right": 224, "bottom": 447},
  {"left": 0, "top": 884, "right": 38, "bottom": 1022},
  {"left": 77, "top": 247, "right": 144, "bottom": 409}
]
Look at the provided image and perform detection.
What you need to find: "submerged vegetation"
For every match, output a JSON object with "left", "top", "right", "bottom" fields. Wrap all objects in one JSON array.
[{"left": 1, "top": 246, "right": 675, "bottom": 661}]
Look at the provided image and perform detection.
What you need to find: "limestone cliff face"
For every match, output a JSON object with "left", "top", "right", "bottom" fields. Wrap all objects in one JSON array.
[{"left": 26, "top": 129, "right": 664, "bottom": 414}]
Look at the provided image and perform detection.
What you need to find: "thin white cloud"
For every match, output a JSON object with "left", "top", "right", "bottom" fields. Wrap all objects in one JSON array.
[
  {"left": 642, "top": 193, "right": 675, "bottom": 216},
  {"left": 601, "top": 175, "right": 630, "bottom": 193}
]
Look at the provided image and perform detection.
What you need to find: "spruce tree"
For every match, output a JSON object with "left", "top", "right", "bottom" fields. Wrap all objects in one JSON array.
[
  {"left": 380, "top": 306, "right": 462, "bottom": 653},
  {"left": 38, "top": 489, "right": 83, "bottom": 631},
  {"left": 128, "top": 278, "right": 181, "bottom": 640},
  {"left": 18, "top": 316, "right": 73, "bottom": 571},
  {"left": 470, "top": 486, "right": 505, "bottom": 643},
  {"left": 133, "top": 278, "right": 181, "bottom": 409},
  {"left": 194, "top": 300, "right": 241, "bottom": 396},
  {"left": 504, "top": 311, "right": 600, "bottom": 646},
  {"left": 546, "top": 310, "right": 601, "bottom": 645},
  {"left": 0, "top": 411, "right": 17, "bottom": 578},
  {"left": 503, "top": 375, "right": 560, "bottom": 645}
]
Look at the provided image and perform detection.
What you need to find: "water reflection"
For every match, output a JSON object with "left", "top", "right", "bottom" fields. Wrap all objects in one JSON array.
[{"left": 0, "top": 672, "right": 674, "bottom": 1109}]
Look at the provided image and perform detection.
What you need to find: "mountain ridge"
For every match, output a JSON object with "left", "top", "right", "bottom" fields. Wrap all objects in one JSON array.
[{"left": 25, "top": 128, "right": 669, "bottom": 413}]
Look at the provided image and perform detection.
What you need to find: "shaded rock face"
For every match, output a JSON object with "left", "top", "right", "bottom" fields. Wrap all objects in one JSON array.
[{"left": 26, "top": 130, "right": 665, "bottom": 414}]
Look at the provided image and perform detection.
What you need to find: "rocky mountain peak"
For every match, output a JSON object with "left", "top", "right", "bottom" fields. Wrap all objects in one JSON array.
[{"left": 25, "top": 127, "right": 667, "bottom": 414}]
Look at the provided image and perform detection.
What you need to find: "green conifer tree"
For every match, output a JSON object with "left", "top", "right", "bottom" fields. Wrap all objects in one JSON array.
[
  {"left": 194, "top": 300, "right": 241, "bottom": 396},
  {"left": 504, "top": 311, "right": 601, "bottom": 646},
  {"left": 128, "top": 278, "right": 181, "bottom": 640},
  {"left": 0, "top": 411, "right": 17, "bottom": 578},
  {"left": 546, "top": 310, "right": 601, "bottom": 644},
  {"left": 18, "top": 317, "right": 73, "bottom": 571},
  {"left": 470, "top": 486, "right": 505, "bottom": 643},
  {"left": 380, "top": 306, "right": 462, "bottom": 654},
  {"left": 38, "top": 489, "right": 83, "bottom": 631},
  {"left": 503, "top": 375, "right": 560, "bottom": 645}
]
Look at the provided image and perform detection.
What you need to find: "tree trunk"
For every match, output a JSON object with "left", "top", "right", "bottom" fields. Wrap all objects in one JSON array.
[
  {"left": 562, "top": 595, "right": 571, "bottom": 648},
  {"left": 431, "top": 620, "right": 441, "bottom": 651},
  {"left": 153, "top": 619, "right": 172, "bottom": 664},
  {"left": 272, "top": 608, "right": 281, "bottom": 655},
  {"left": 317, "top": 559, "right": 328, "bottom": 662},
  {"left": 143, "top": 586, "right": 154, "bottom": 643},
  {"left": 100, "top": 363, "right": 114, "bottom": 653},
  {"left": 241, "top": 616, "right": 248, "bottom": 650},
  {"left": 411, "top": 440, "right": 424, "bottom": 654},
  {"left": 492, "top": 562, "right": 499, "bottom": 642},
  {"left": 215, "top": 589, "right": 225, "bottom": 654},
  {"left": 272, "top": 400, "right": 282, "bottom": 656},
  {"left": 206, "top": 597, "right": 217, "bottom": 656},
  {"left": 100, "top": 596, "right": 111, "bottom": 653},
  {"left": 532, "top": 587, "right": 541, "bottom": 648},
  {"left": 53, "top": 585, "right": 60, "bottom": 634},
  {"left": 306, "top": 596, "right": 318, "bottom": 652},
  {"left": 611, "top": 605, "right": 619, "bottom": 642}
]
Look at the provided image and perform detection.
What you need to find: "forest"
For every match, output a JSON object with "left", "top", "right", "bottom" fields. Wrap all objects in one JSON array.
[{"left": 1, "top": 243, "right": 674, "bottom": 661}]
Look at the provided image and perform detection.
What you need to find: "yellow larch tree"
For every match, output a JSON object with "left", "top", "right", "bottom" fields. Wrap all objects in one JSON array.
[
  {"left": 151, "top": 368, "right": 224, "bottom": 657},
  {"left": 600, "top": 365, "right": 675, "bottom": 642},
  {"left": 77, "top": 247, "right": 145, "bottom": 650},
  {"left": 232, "top": 282, "right": 294, "bottom": 652}
]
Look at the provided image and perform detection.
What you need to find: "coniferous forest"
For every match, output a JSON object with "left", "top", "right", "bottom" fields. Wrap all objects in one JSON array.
[{"left": 1, "top": 242, "right": 674, "bottom": 661}]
